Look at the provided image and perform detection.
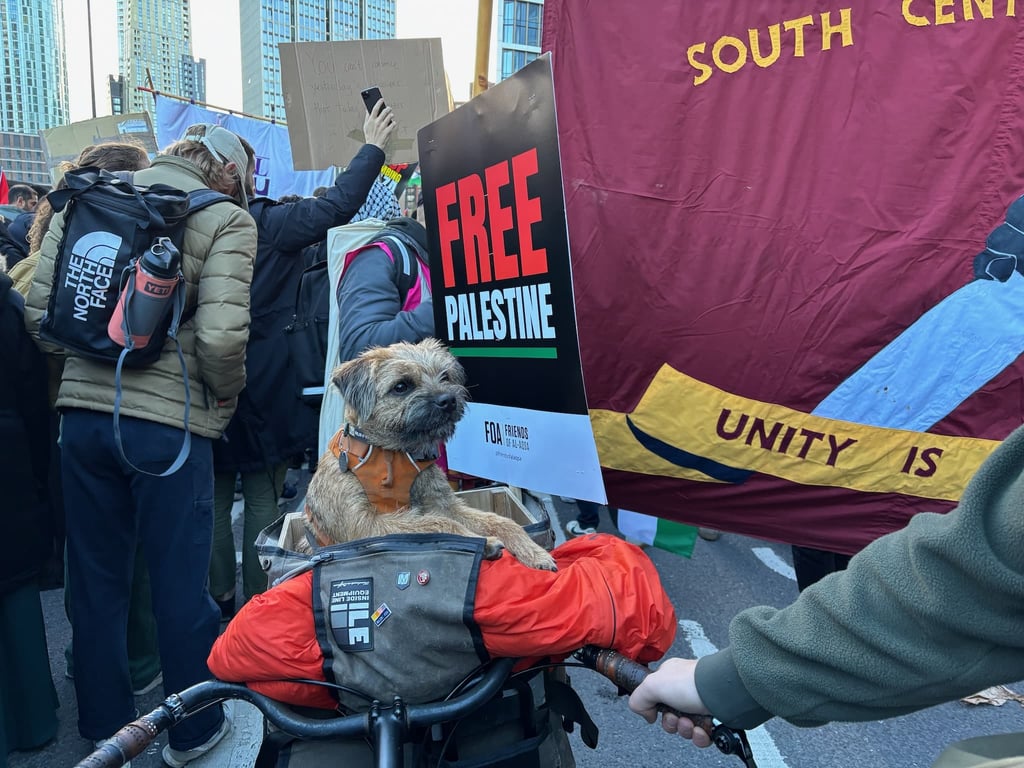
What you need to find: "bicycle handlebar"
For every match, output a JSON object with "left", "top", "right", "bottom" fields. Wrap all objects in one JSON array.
[
  {"left": 74, "top": 658, "right": 516, "bottom": 768},
  {"left": 575, "top": 646, "right": 758, "bottom": 768}
]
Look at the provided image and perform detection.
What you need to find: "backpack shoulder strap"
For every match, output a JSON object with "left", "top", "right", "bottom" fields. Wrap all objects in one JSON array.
[
  {"left": 186, "top": 188, "right": 235, "bottom": 213},
  {"left": 376, "top": 234, "right": 420, "bottom": 306}
]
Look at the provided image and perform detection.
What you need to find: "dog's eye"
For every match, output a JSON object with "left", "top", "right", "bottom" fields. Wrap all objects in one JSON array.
[
  {"left": 392, "top": 380, "right": 411, "bottom": 394},
  {"left": 439, "top": 371, "right": 450, "bottom": 383}
]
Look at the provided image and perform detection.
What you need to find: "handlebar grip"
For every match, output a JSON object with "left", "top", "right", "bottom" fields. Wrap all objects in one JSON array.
[
  {"left": 74, "top": 709, "right": 174, "bottom": 768},
  {"left": 576, "top": 646, "right": 716, "bottom": 735}
]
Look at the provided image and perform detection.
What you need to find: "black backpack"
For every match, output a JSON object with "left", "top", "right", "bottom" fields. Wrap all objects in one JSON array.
[
  {"left": 286, "top": 230, "right": 422, "bottom": 407},
  {"left": 39, "top": 167, "right": 232, "bottom": 366},
  {"left": 39, "top": 167, "right": 233, "bottom": 476}
]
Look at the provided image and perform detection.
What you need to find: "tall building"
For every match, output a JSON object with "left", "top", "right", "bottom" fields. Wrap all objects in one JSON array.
[
  {"left": 497, "top": 0, "right": 542, "bottom": 81},
  {"left": 117, "top": 0, "right": 206, "bottom": 121},
  {"left": 240, "top": 0, "right": 397, "bottom": 120},
  {"left": 0, "top": 0, "right": 69, "bottom": 134},
  {"left": 0, "top": 0, "right": 69, "bottom": 185}
]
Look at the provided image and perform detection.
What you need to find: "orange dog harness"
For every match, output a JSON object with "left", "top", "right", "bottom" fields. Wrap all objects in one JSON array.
[
  {"left": 328, "top": 426, "right": 436, "bottom": 514},
  {"left": 304, "top": 426, "right": 439, "bottom": 547}
]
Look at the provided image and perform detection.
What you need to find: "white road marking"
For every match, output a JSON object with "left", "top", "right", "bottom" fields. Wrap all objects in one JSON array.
[
  {"left": 679, "top": 619, "right": 791, "bottom": 768},
  {"left": 752, "top": 547, "right": 797, "bottom": 581}
]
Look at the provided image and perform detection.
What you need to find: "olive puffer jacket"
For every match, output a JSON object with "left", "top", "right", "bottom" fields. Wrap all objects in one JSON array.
[{"left": 24, "top": 155, "right": 257, "bottom": 439}]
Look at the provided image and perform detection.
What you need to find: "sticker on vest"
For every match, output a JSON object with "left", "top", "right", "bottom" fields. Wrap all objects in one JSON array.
[
  {"left": 329, "top": 578, "right": 374, "bottom": 652},
  {"left": 371, "top": 603, "right": 392, "bottom": 627},
  {"left": 396, "top": 571, "right": 411, "bottom": 590}
]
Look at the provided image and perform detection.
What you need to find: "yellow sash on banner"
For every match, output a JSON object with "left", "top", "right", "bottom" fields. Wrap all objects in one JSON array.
[{"left": 590, "top": 365, "right": 1001, "bottom": 501}]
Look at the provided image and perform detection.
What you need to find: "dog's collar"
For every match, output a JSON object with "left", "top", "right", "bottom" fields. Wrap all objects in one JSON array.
[{"left": 327, "top": 426, "right": 437, "bottom": 515}]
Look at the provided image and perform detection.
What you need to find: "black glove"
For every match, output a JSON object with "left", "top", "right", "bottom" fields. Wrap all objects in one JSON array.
[{"left": 974, "top": 194, "right": 1024, "bottom": 282}]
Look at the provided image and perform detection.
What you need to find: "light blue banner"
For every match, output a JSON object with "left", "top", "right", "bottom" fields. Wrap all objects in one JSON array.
[{"left": 154, "top": 96, "right": 334, "bottom": 199}]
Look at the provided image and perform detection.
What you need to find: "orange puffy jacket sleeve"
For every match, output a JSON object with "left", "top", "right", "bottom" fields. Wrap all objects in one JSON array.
[{"left": 209, "top": 534, "right": 676, "bottom": 710}]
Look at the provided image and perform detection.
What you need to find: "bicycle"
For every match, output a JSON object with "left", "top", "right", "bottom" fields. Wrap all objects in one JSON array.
[{"left": 73, "top": 647, "right": 757, "bottom": 768}]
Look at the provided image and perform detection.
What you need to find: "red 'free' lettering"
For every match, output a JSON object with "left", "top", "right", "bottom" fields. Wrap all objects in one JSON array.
[{"left": 435, "top": 146, "right": 548, "bottom": 288}]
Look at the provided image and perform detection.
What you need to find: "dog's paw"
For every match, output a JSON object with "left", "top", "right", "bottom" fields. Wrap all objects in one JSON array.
[
  {"left": 483, "top": 537, "right": 506, "bottom": 560},
  {"left": 518, "top": 548, "right": 558, "bottom": 572}
]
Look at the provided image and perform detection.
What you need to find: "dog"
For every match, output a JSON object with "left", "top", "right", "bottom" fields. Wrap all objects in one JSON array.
[{"left": 304, "top": 338, "right": 558, "bottom": 571}]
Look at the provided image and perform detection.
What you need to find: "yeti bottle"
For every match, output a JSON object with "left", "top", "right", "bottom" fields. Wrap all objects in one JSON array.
[{"left": 107, "top": 236, "right": 181, "bottom": 350}]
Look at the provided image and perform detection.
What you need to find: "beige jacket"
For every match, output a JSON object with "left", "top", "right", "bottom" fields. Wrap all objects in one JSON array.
[{"left": 24, "top": 156, "right": 257, "bottom": 439}]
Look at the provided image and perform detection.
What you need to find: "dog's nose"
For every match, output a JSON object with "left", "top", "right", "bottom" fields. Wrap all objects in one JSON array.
[{"left": 435, "top": 393, "right": 457, "bottom": 413}]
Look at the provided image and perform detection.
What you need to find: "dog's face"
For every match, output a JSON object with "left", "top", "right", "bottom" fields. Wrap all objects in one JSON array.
[{"left": 332, "top": 338, "right": 469, "bottom": 454}]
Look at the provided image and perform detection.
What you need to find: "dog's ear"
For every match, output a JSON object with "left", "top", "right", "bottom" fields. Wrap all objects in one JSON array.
[{"left": 333, "top": 355, "right": 378, "bottom": 423}]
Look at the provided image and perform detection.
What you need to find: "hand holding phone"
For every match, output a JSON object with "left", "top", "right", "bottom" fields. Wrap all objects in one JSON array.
[{"left": 361, "top": 87, "right": 396, "bottom": 150}]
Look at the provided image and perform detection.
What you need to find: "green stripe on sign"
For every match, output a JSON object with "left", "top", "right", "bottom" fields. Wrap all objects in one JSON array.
[{"left": 449, "top": 347, "right": 558, "bottom": 359}]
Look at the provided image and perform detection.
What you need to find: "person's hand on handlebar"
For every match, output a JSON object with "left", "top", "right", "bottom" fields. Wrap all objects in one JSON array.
[
  {"left": 627, "top": 658, "right": 714, "bottom": 747},
  {"left": 364, "top": 100, "right": 396, "bottom": 151}
]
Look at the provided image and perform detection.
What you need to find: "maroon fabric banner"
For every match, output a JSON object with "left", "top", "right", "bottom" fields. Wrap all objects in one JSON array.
[{"left": 544, "top": 2, "right": 1024, "bottom": 553}]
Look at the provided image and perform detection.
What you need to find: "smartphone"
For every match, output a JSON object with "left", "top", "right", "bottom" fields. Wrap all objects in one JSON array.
[{"left": 360, "top": 86, "right": 384, "bottom": 113}]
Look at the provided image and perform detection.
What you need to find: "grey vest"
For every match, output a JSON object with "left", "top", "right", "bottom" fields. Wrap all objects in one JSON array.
[{"left": 310, "top": 534, "right": 488, "bottom": 713}]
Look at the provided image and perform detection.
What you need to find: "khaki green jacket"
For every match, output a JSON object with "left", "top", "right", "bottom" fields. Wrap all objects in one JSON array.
[{"left": 24, "top": 156, "right": 257, "bottom": 439}]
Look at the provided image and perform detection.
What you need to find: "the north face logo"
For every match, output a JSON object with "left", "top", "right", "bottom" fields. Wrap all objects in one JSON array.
[{"left": 64, "top": 231, "right": 123, "bottom": 322}]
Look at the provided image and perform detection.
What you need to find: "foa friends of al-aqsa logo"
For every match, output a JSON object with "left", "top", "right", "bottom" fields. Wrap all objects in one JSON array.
[{"left": 435, "top": 146, "right": 557, "bottom": 359}]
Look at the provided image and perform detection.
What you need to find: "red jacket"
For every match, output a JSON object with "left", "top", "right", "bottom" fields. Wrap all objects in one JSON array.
[{"left": 209, "top": 534, "right": 677, "bottom": 710}]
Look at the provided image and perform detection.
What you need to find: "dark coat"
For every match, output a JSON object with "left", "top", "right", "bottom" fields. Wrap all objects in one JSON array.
[
  {"left": 7, "top": 211, "right": 34, "bottom": 265},
  {"left": 212, "top": 143, "right": 385, "bottom": 474},
  {"left": 0, "top": 217, "right": 27, "bottom": 267},
  {"left": 0, "top": 271, "right": 51, "bottom": 592}
]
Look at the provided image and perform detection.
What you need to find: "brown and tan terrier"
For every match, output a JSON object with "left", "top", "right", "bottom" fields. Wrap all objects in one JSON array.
[{"left": 304, "top": 338, "right": 557, "bottom": 571}]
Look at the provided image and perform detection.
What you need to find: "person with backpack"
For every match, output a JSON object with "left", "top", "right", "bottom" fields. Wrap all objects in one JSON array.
[
  {"left": 208, "top": 100, "right": 396, "bottom": 619},
  {"left": 23, "top": 123, "right": 257, "bottom": 766},
  {"left": 12, "top": 144, "right": 164, "bottom": 699},
  {"left": 335, "top": 197, "right": 433, "bottom": 365}
]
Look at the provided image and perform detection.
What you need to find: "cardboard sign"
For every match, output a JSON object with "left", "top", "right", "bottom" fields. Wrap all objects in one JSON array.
[
  {"left": 418, "top": 55, "right": 606, "bottom": 503},
  {"left": 40, "top": 114, "right": 157, "bottom": 183},
  {"left": 280, "top": 38, "right": 449, "bottom": 169}
]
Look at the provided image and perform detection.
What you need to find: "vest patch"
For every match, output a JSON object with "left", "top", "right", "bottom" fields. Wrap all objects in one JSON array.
[{"left": 329, "top": 577, "right": 374, "bottom": 651}]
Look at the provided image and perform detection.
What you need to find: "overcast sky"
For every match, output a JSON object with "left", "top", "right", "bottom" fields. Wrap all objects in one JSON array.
[{"left": 63, "top": 0, "right": 484, "bottom": 122}]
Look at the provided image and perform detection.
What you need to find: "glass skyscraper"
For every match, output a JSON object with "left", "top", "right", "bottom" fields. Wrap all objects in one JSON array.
[
  {"left": 0, "top": 0, "right": 69, "bottom": 134},
  {"left": 117, "top": 0, "right": 206, "bottom": 122},
  {"left": 240, "top": 0, "right": 397, "bottom": 120},
  {"left": 497, "top": 0, "right": 542, "bottom": 81}
]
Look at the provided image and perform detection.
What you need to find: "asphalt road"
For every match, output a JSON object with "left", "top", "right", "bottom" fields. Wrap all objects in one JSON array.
[{"left": 9, "top": 485, "right": 1023, "bottom": 768}]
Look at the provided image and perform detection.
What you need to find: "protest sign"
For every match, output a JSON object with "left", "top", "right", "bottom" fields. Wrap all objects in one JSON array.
[
  {"left": 280, "top": 38, "right": 449, "bottom": 169},
  {"left": 418, "top": 55, "right": 605, "bottom": 503}
]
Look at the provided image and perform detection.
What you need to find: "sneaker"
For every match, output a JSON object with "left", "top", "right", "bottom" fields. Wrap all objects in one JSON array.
[
  {"left": 132, "top": 670, "right": 162, "bottom": 696},
  {"left": 162, "top": 704, "right": 233, "bottom": 767},
  {"left": 698, "top": 527, "right": 721, "bottom": 541},
  {"left": 95, "top": 738, "right": 132, "bottom": 767},
  {"left": 279, "top": 481, "right": 298, "bottom": 501},
  {"left": 565, "top": 519, "right": 597, "bottom": 538}
]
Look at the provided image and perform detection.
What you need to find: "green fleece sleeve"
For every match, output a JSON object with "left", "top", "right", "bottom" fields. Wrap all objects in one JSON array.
[{"left": 697, "top": 425, "right": 1024, "bottom": 729}]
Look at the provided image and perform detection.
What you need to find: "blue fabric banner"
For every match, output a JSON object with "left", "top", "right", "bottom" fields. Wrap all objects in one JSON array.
[{"left": 154, "top": 96, "right": 334, "bottom": 199}]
